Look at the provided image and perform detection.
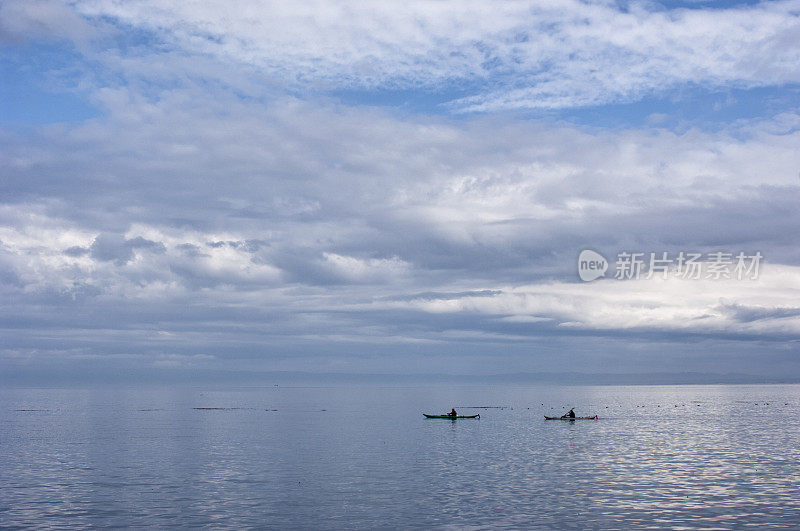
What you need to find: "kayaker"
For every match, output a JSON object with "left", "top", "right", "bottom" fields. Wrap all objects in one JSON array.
[
  {"left": 449, "top": 408, "right": 457, "bottom": 417},
  {"left": 561, "top": 408, "right": 576, "bottom": 419}
]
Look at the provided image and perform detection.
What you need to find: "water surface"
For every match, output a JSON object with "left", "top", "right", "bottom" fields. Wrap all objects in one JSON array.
[{"left": 2, "top": 384, "right": 799, "bottom": 528}]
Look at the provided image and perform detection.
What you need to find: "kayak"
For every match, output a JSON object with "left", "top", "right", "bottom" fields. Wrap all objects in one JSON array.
[
  {"left": 545, "top": 415, "right": 598, "bottom": 420},
  {"left": 424, "top": 414, "right": 480, "bottom": 419}
]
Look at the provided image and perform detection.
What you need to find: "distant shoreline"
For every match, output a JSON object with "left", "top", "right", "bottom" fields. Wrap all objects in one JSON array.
[{"left": 2, "top": 370, "right": 798, "bottom": 388}]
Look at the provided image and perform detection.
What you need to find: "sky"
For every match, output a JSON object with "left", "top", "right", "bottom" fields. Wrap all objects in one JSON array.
[{"left": 1, "top": 0, "right": 800, "bottom": 383}]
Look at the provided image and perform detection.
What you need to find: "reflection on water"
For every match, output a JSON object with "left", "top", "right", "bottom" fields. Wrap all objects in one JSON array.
[{"left": 2, "top": 384, "right": 799, "bottom": 528}]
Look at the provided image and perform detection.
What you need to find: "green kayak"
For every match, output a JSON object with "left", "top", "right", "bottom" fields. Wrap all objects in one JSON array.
[
  {"left": 545, "top": 415, "right": 598, "bottom": 420},
  {"left": 424, "top": 414, "right": 480, "bottom": 419}
]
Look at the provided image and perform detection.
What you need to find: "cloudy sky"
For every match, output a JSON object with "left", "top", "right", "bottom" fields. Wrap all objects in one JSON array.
[{"left": 2, "top": 0, "right": 800, "bottom": 382}]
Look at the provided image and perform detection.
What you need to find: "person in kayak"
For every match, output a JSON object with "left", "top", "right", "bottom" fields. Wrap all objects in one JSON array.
[
  {"left": 449, "top": 408, "right": 457, "bottom": 417},
  {"left": 561, "top": 408, "right": 576, "bottom": 419}
]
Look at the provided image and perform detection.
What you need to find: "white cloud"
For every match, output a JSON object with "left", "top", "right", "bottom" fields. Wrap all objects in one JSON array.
[
  {"left": 321, "top": 252, "right": 409, "bottom": 283},
  {"left": 379, "top": 264, "right": 800, "bottom": 337},
  {"left": 71, "top": 0, "right": 800, "bottom": 110}
]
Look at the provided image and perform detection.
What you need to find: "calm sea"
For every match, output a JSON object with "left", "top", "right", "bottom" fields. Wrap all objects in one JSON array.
[{"left": 2, "top": 384, "right": 799, "bottom": 529}]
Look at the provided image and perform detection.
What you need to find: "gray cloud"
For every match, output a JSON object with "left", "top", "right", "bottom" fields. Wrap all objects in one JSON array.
[
  {"left": 89, "top": 233, "right": 166, "bottom": 265},
  {"left": 719, "top": 303, "right": 800, "bottom": 323},
  {"left": 63, "top": 246, "right": 89, "bottom": 257}
]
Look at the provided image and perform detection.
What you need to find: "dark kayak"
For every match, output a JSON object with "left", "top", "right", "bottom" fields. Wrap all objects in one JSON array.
[
  {"left": 424, "top": 414, "right": 480, "bottom": 419},
  {"left": 545, "top": 415, "right": 598, "bottom": 420}
]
